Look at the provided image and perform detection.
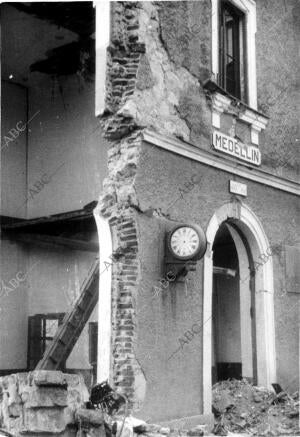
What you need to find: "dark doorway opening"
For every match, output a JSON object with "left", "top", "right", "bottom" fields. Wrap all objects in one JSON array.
[{"left": 212, "top": 223, "right": 242, "bottom": 384}]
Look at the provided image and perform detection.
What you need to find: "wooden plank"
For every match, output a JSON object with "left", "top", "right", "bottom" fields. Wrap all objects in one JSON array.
[
  {"left": 1, "top": 201, "right": 97, "bottom": 230},
  {"left": 5, "top": 232, "right": 99, "bottom": 253},
  {"left": 213, "top": 266, "right": 237, "bottom": 277}
]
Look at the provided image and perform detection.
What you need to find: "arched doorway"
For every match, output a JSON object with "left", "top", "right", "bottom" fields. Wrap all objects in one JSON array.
[
  {"left": 203, "top": 202, "right": 276, "bottom": 414},
  {"left": 212, "top": 222, "right": 256, "bottom": 385}
]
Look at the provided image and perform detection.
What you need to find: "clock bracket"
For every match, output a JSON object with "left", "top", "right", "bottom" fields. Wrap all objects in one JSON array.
[
  {"left": 164, "top": 223, "right": 207, "bottom": 282},
  {"left": 164, "top": 258, "right": 197, "bottom": 282}
]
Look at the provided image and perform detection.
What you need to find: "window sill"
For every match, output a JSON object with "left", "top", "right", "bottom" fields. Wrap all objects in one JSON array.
[{"left": 203, "top": 79, "right": 269, "bottom": 146}]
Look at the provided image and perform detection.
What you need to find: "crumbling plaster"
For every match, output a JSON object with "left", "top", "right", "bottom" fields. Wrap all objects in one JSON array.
[
  {"left": 256, "top": 0, "right": 299, "bottom": 177},
  {"left": 97, "top": 0, "right": 299, "bottom": 421},
  {"left": 111, "top": 1, "right": 212, "bottom": 148}
]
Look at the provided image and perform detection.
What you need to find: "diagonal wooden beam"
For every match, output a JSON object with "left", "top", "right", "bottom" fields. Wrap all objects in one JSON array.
[{"left": 213, "top": 266, "right": 237, "bottom": 277}]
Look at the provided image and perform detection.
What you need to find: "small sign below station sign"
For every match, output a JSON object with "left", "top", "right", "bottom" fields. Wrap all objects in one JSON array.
[
  {"left": 212, "top": 130, "right": 261, "bottom": 166},
  {"left": 229, "top": 180, "right": 247, "bottom": 197}
]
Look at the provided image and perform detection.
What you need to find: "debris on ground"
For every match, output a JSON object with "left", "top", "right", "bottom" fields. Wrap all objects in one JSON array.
[
  {"left": 114, "top": 419, "right": 208, "bottom": 437},
  {"left": 212, "top": 379, "right": 299, "bottom": 436}
]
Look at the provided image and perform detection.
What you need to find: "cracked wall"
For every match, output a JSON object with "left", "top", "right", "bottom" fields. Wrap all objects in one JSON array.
[
  {"left": 103, "top": 1, "right": 212, "bottom": 147},
  {"left": 256, "top": 0, "right": 299, "bottom": 178},
  {"left": 99, "top": 0, "right": 299, "bottom": 423},
  {"left": 134, "top": 1, "right": 212, "bottom": 146},
  {"left": 104, "top": 1, "right": 299, "bottom": 178}
]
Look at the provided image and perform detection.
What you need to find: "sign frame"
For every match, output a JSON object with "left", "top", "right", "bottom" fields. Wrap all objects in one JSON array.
[
  {"left": 229, "top": 180, "right": 248, "bottom": 197},
  {"left": 212, "top": 130, "right": 261, "bottom": 166}
]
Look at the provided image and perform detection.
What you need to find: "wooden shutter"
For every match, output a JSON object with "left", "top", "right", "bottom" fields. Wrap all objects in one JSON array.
[
  {"left": 285, "top": 245, "right": 300, "bottom": 293},
  {"left": 28, "top": 315, "right": 43, "bottom": 370},
  {"left": 89, "top": 322, "right": 98, "bottom": 367}
]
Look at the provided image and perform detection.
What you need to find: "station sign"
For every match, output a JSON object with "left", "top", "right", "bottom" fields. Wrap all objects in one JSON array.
[
  {"left": 212, "top": 130, "right": 261, "bottom": 166},
  {"left": 229, "top": 180, "right": 247, "bottom": 196}
]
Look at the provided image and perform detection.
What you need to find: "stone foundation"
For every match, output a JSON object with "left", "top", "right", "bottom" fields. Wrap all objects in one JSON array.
[{"left": 0, "top": 371, "right": 105, "bottom": 437}]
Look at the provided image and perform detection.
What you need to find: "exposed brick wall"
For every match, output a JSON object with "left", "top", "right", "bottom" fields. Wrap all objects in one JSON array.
[
  {"left": 98, "top": 0, "right": 212, "bottom": 413},
  {"left": 102, "top": 1, "right": 212, "bottom": 146},
  {"left": 108, "top": 210, "right": 140, "bottom": 409},
  {"left": 99, "top": 128, "right": 145, "bottom": 410},
  {"left": 102, "top": 2, "right": 145, "bottom": 139}
]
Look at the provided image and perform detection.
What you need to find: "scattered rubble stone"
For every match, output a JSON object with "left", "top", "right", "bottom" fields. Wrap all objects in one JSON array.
[
  {"left": 187, "top": 425, "right": 204, "bottom": 436},
  {"left": 134, "top": 424, "right": 148, "bottom": 434},
  {"left": 213, "top": 389, "right": 234, "bottom": 414},
  {"left": 212, "top": 379, "right": 299, "bottom": 436},
  {"left": 117, "top": 418, "right": 209, "bottom": 437}
]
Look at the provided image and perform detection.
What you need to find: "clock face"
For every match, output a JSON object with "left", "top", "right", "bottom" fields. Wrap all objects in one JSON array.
[{"left": 170, "top": 226, "right": 200, "bottom": 259}]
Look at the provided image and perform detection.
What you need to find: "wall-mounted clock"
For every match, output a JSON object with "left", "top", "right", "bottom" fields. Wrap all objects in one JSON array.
[
  {"left": 165, "top": 223, "right": 207, "bottom": 281},
  {"left": 167, "top": 224, "right": 207, "bottom": 261}
]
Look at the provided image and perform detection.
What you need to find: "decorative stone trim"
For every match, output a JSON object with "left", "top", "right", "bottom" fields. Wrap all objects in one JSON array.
[
  {"left": 210, "top": 0, "right": 266, "bottom": 145},
  {"left": 142, "top": 129, "right": 300, "bottom": 196},
  {"left": 203, "top": 202, "right": 276, "bottom": 414},
  {"left": 210, "top": 89, "right": 269, "bottom": 146},
  {"left": 238, "top": 108, "right": 269, "bottom": 145},
  {"left": 211, "top": 92, "right": 232, "bottom": 129}
]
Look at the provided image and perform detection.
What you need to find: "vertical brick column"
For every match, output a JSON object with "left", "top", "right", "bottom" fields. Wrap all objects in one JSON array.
[
  {"left": 100, "top": 208, "right": 140, "bottom": 410},
  {"left": 98, "top": 126, "right": 145, "bottom": 410},
  {"left": 98, "top": 1, "right": 147, "bottom": 410},
  {"left": 101, "top": 1, "right": 145, "bottom": 138}
]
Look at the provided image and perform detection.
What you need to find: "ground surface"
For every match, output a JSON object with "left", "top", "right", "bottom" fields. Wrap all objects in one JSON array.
[{"left": 212, "top": 379, "right": 299, "bottom": 436}]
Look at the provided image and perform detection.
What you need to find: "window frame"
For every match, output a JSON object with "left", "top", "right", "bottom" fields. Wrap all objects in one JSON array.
[
  {"left": 219, "top": 1, "right": 246, "bottom": 100},
  {"left": 27, "top": 313, "right": 65, "bottom": 370},
  {"left": 212, "top": 0, "right": 257, "bottom": 109}
]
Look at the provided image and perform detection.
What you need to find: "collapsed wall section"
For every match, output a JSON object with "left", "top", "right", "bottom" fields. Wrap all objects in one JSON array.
[
  {"left": 0, "top": 371, "right": 105, "bottom": 436},
  {"left": 98, "top": 130, "right": 144, "bottom": 411},
  {"left": 98, "top": 0, "right": 213, "bottom": 414},
  {"left": 102, "top": 1, "right": 212, "bottom": 146}
]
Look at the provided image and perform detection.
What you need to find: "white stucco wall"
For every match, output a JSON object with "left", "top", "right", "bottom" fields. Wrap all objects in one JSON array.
[{"left": 1, "top": 5, "right": 107, "bottom": 371}]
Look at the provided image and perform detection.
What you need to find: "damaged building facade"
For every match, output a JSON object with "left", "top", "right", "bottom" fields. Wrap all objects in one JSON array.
[{"left": 0, "top": 0, "right": 299, "bottom": 430}]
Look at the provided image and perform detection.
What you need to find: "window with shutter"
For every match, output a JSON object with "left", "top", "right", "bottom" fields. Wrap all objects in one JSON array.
[
  {"left": 219, "top": 1, "right": 246, "bottom": 100},
  {"left": 27, "top": 313, "right": 65, "bottom": 370},
  {"left": 28, "top": 315, "right": 43, "bottom": 369}
]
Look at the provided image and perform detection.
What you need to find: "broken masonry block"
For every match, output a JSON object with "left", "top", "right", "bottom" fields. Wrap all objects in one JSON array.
[
  {"left": 75, "top": 408, "right": 104, "bottom": 427},
  {"left": 32, "top": 370, "right": 67, "bottom": 387}
]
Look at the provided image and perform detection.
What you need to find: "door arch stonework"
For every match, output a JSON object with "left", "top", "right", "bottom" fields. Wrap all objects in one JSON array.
[{"left": 202, "top": 202, "right": 276, "bottom": 414}]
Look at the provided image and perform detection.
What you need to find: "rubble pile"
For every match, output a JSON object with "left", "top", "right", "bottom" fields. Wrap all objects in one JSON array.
[
  {"left": 212, "top": 379, "right": 299, "bottom": 436},
  {"left": 113, "top": 418, "right": 209, "bottom": 437}
]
